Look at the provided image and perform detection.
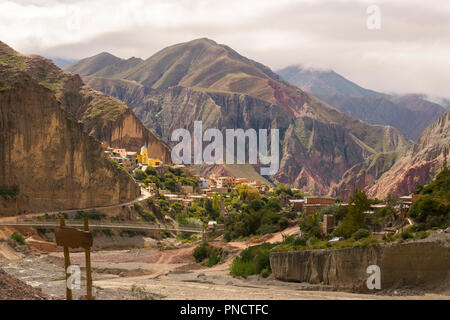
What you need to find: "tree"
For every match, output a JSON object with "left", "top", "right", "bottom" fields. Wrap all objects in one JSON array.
[
  {"left": 334, "top": 189, "right": 370, "bottom": 238},
  {"left": 408, "top": 195, "right": 448, "bottom": 229},
  {"left": 133, "top": 169, "right": 147, "bottom": 181},
  {"left": 299, "top": 212, "right": 323, "bottom": 239},
  {"left": 163, "top": 177, "right": 179, "bottom": 192},
  {"left": 170, "top": 202, "right": 183, "bottom": 213},
  {"left": 145, "top": 166, "right": 157, "bottom": 176}
]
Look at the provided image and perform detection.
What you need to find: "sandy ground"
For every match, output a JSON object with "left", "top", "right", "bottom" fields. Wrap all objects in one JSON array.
[
  {"left": 0, "top": 224, "right": 449, "bottom": 300},
  {"left": 0, "top": 244, "right": 448, "bottom": 300}
]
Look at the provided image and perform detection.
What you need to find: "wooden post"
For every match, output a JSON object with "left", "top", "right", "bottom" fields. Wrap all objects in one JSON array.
[
  {"left": 84, "top": 218, "right": 93, "bottom": 300},
  {"left": 60, "top": 217, "right": 72, "bottom": 301}
]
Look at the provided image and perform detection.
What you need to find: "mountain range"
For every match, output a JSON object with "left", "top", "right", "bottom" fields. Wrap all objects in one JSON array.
[
  {"left": 277, "top": 65, "right": 447, "bottom": 141},
  {"left": 64, "top": 38, "right": 411, "bottom": 195}
]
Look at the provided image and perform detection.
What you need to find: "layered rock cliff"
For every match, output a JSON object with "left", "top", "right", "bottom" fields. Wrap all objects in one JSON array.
[
  {"left": 270, "top": 242, "right": 450, "bottom": 293},
  {"left": 0, "top": 41, "right": 171, "bottom": 163},
  {"left": 0, "top": 63, "right": 139, "bottom": 216},
  {"left": 332, "top": 111, "right": 450, "bottom": 199}
]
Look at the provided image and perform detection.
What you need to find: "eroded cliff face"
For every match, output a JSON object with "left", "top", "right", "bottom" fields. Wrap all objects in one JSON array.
[
  {"left": 3, "top": 47, "right": 171, "bottom": 163},
  {"left": 270, "top": 242, "right": 450, "bottom": 293},
  {"left": 0, "top": 64, "right": 139, "bottom": 216},
  {"left": 274, "top": 117, "right": 367, "bottom": 194},
  {"left": 333, "top": 111, "right": 450, "bottom": 199}
]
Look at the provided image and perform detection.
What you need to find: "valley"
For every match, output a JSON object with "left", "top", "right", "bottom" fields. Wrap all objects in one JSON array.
[{"left": 0, "top": 36, "right": 448, "bottom": 302}]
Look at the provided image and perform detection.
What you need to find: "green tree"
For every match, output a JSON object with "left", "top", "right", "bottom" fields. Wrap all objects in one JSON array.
[
  {"left": 334, "top": 189, "right": 370, "bottom": 238},
  {"left": 408, "top": 195, "right": 448, "bottom": 229},
  {"left": 145, "top": 166, "right": 157, "bottom": 176},
  {"left": 133, "top": 169, "right": 147, "bottom": 181}
]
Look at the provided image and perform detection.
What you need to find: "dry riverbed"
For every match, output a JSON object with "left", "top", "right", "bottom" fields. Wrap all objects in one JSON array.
[{"left": 1, "top": 246, "right": 448, "bottom": 300}]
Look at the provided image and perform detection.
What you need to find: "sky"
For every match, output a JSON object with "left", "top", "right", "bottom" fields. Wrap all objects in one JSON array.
[{"left": 1, "top": 0, "right": 450, "bottom": 99}]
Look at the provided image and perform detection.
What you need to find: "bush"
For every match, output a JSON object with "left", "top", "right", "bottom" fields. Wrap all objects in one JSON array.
[
  {"left": 399, "top": 230, "right": 414, "bottom": 240},
  {"left": 408, "top": 195, "right": 449, "bottom": 229},
  {"left": 11, "top": 232, "right": 25, "bottom": 245},
  {"left": 133, "top": 169, "right": 147, "bottom": 181},
  {"left": 74, "top": 210, "right": 106, "bottom": 220},
  {"left": 257, "top": 224, "right": 279, "bottom": 235},
  {"left": 230, "top": 243, "right": 276, "bottom": 278},
  {"left": 260, "top": 268, "right": 271, "bottom": 278},
  {"left": 139, "top": 210, "right": 156, "bottom": 222},
  {"left": 145, "top": 166, "right": 157, "bottom": 176},
  {"left": 299, "top": 213, "right": 323, "bottom": 239},
  {"left": 352, "top": 228, "right": 370, "bottom": 240},
  {"left": 0, "top": 185, "right": 19, "bottom": 199},
  {"left": 193, "top": 241, "right": 222, "bottom": 266},
  {"left": 278, "top": 217, "right": 289, "bottom": 230}
]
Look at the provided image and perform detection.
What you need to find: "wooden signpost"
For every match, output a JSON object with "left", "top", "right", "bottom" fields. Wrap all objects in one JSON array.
[{"left": 55, "top": 217, "right": 94, "bottom": 300}]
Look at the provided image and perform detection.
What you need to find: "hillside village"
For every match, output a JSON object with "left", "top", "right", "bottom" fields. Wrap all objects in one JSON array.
[{"left": 102, "top": 141, "right": 447, "bottom": 241}]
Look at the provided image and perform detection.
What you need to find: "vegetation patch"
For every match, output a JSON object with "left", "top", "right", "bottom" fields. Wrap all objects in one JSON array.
[
  {"left": 230, "top": 243, "right": 276, "bottom": 278},
  {"left": 193, "top": 241, "right": 223, "bottom": 267}
]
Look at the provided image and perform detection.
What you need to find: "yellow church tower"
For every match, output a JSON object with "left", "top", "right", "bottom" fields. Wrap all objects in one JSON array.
[{"left": 139, "top": 146, "right": 149, "bottom": 165}]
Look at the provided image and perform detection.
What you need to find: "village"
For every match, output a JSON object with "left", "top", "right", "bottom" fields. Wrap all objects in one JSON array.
[
  {"left": 103, "top": 143, "right": 422, "bottom": 238},
  {"left": 0, "top": 143, "right": 448, "bottom": 300}
]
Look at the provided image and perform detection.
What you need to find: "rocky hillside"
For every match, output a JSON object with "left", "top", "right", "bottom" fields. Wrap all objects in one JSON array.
[
  {"left": 0, "top": 41, "right": 171, "bottom": 163},
  {"left": 66, "top": 38, "right": 409, "bottom": 194},
  {"left": 0, "top": 60, "right": 139, "bottom": 216},
  {"left": 277, "top": 65, "right": 446, "bottom": 141},
  {"left": 333, "top": 111, "right": 450, "bottom": 199}
]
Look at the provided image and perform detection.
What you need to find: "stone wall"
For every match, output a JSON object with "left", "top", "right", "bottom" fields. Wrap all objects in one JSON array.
[{"left": 270, "top": 242, "right": 450, "bottom": 293}]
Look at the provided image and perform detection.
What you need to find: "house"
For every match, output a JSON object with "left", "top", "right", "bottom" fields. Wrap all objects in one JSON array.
[
  {"left": 181, "top": 185, "right": 194, "bottom": 194},
  {"left": 303, "top": 196, "right": 335, "bottom": 214},
  {"left": 198, "top": 179, "right": 208, "bottom": 188},
  {"left": 289, "top": 199, "right": 305, "bottom": 212},
  {"left": 321, "top": 214, "right": 335, "bottom": 234}
]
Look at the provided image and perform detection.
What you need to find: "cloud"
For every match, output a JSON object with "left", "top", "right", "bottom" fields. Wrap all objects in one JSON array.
[{"left": 1, "top": 0, "right": 449, "bottom": 98}]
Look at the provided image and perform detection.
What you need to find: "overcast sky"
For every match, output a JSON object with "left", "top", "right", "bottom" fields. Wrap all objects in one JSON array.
[{"left": 1, "top": 0, "right": 449, "bottom": 98}]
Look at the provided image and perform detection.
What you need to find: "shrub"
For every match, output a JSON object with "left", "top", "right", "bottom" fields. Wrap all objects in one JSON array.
[
  {"left": 74, "top": 210, "right": 106, "bottom": 220},
  {"left": 133, "top": 169, "right": 147, "bottom": 181},
  {"left": 400, "top": 230, "right": 413, "bottom": 240},
  {"left": 145, "top": 166, "right": 157, "bottom": 176},
  {"left": 278, "top": 217, "right": 289, "bottom": 230},
  {"left": 163, "top": 177, "right": 179, "bottom": 192},
  {"left": 260, "top": 268, "right": 271, "bottom": 278},
  {"left": 11, "top": 232, "right": 25, "bottom": 245},
  {"left": 299, "top": 213, "right": 323, "bottom": 239},
  {"left": 170, "top": 202, "right": 184, "bottom": 213},
  {"left": 257, "top": 224, "right": 278, "bottom": 235},
  {"left": 230, "top": 243, "right": 276, "bottom": 278},
  {"left": 408, "top": 195, "right": 448, "bottom": 229},
  {"left": 0, "top": 185, "right": 19, "bottom": 199},
  {"left": 205, "top": 251, "right": 222, "bottom": 267},
  {"left": 352, "top": 228, "right": 370, "bottom": 240},
  {"left": 139, "top": 210, "right": 156, "bottom": 222},
  {"left": 193, "top": 242, "right": 222, "bottom": 266}
]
